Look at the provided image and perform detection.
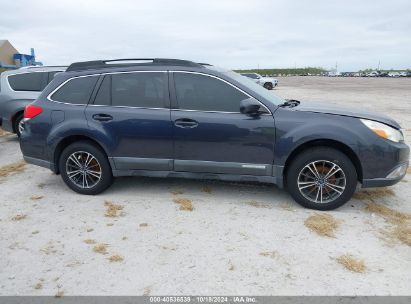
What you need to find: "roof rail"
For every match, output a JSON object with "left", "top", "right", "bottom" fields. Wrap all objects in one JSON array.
[{"left": 66, "top": 58, "right": 204, "bottom": 72}]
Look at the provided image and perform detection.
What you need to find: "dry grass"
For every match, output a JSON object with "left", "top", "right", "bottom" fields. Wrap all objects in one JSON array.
[
  {"left": 259, "top": 251, "right": 277, "bottom": 259},
  {"left": 55, "top": 290, "right": 64, "bottom": 298},
  {"left": 32, "top": 230, "right": 40, "bottom": 234},
  {"left": 30, "top": 195, "right": 44, "bottom": 201},
  {"left": 0, "top": 160, "right": 26, "bottom": 178},
  {"left": 407, "top": 167, "right": 411, "bottom": 174},
  {"left": 93, "top": 244, "right": 108, "bottom": 254},
  {"left": 353, "top": 188, "right": 395, "bottom": 201},
  {"left": 34, "top": 283, "right": 43, "bottom": 290},
  {"left": 173, "top": 197, "right": 194, "bottom": 211},
  {"left": 337, "top": 254, "right": 366, "bottom": 273},
  {"left": 139, "top": 223, "right": 148, "bottom": 227},
  {"left": 84, "top": 239, "right": 96, "bottom": 244},
  {"left": 201, "top": 186, "right": 212, "bottom": 194},
  {"left": 86, "top": 228, "right": 94, "bottom": 232},
  {"left": 246, "top": 201, "right": 272, "bottom": 209},
  {"left": 228, "top": 261, "right": 235, "bottom": 271},
  {"left": 304, "top": 213, "right": 339, "bottom": 237},
  {"left": 143, "top": 286, "right": 152, "bottom": 296},
  {"left": 394, "top": 224, "right": 411, "bottom": 246},
  {"left": 171, "top": 190, "right": 184, "bottom": 195},
  {"left": 365, "top": 202, "right": 410, "bottom": 224},
  {"left": 12, "top": 214, "right": 27, "bottom": 221},
  {"left": 104, "top": 200, "right": 124, "bottom": 217},
  {"left": 109, "top": 254, "right": 124, "bottom": 262},
  {"left": 0, "top": 128, "right": 10, "bottom": 137}
]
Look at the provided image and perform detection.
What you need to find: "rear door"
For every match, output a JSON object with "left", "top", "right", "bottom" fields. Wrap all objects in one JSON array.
[
  {"left": 85, "top": 71, "right": 173, "bottom": 171},
  {"left": 170, "top": 71, "right": 276, "bottom": 176}
]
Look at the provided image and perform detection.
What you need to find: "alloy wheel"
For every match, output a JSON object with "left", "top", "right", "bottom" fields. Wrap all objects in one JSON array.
[
  {"left": 297, "top": 160, "right": 346, "bottom": 204},
  {"left": 65, "top": 151, "right": 102, "bottom": 189}
]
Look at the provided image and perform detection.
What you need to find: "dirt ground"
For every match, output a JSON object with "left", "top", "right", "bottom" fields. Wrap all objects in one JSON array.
[{"left": 0, "top": 76, "right": 410, "bottom": 296}]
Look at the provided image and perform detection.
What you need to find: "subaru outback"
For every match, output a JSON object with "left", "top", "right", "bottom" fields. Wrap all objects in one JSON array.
[{"left": 19, "top": 59, "right": 409, "bottom": 210}]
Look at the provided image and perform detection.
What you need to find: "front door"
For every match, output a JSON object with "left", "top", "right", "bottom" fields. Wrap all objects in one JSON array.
[
  {"left": 85, "top": 71, "right": 173, "bottom": 171},
  {"left": 171, "top": 72, "right": 275, "bottom": 176}
]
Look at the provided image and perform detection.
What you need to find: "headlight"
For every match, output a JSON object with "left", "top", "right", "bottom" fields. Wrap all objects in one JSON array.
[{"left": 360, "top": 119, "right": 404, "bottom": 142}]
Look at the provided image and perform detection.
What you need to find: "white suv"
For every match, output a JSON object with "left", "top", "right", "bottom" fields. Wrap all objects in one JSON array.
[{"left": 241, "top": 73, "right": 278, "bottom": 90}]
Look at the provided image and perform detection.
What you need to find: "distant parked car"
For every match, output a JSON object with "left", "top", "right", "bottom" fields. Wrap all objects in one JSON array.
[
  {"left": 388, "top": 72, "right": 400, "bottom": 78},
  {"left": 399, "top": 72, "right": 407, "bottom": 77},
  {"left": 240, "top": 73, "right": 278, "bottom": 90},
  {"left": 366, "top": 71, "right": 379, "bottom": 77},
  {"left": 0, "top": 66, "right": 66, "bottom": 136}
]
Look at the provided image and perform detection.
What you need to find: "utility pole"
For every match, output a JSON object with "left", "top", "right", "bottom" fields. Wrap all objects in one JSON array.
[{"left": 377, "top": 60, "right": 380, "bottom": 71}]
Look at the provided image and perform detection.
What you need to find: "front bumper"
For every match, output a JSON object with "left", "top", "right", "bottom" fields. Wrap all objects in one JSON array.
[{"left": 362, "top": 161, "right": 408, "bottom": 187}]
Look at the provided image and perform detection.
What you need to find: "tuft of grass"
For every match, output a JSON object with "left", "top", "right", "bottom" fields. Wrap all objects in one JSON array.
[
  {"left": 228, "top": 261, "right": 235, "bottom": 271},
  {"left": 109, "top": 254, "right": 124, "bottom": 262},
  {"left": 12, "top": 214, "right": 27, "bottom": 221},
  {"left": 55, "top": 290, "right": 64, "bottom": 298},
  {"left": 93, "top": 244, "right": 108, "bottom": 254},
  {"left": 173, "top": 197, "right": 194, "bottom": 211},
  {"left": 143, "top": 286, "right": 151, "bottom": 296},
  {"left": 30, "top": 195, "right": 44, "bottom": 200},
  {"left": 394, "top": 223, "right": 411, "bottom": 246},
  {"left": 201, "top": 186, "right": 212, "bottom": 194},
  {"left": 304, "top": 213, "right": 339, "bottom": 237},
  {"left": 365, "top": 202, "right": 410, "bottom": 224},
  {"left": 32, "top": 230, "right": 40, "bottom": 234},
  {"left": 171, "top": 190, "right": 184, "bottom": 195},
  {"left": 353, "top": 188, "right": 395, "bottom": 201},
  {"left": 259, "top": 251, "right": 277, "bottom": 259},
  {"left": 0, "top": 160, "right": 26, "bottom": 178},
  {"left": 0, "top": 128, "right": 9, "bottom": 137},
  {"left": 34, "top": 283, "right": 43, "bottom": 290},
  {"left": 84, "top": 239, "right": 96, "bottom": 244},
  {"left": 139, "top": 223, "right": 148, "bottom": 227},
  {"left": 246, "top": 201, "right": 272, "bottom": 209},
  {"left": 337, "top": 254, "right": 366, "bottom": 273},
  {"left": 407, "top": 167, "right": 411, "bottom": 174},
  {"left": 86, "top": 228, "right": 94, "bottom": 232},
  {"left": 104, "top": 200, "right": 124, "bottom": 217}
]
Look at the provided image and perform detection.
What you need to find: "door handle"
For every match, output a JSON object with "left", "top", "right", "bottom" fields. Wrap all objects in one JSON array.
[
  {"left": 92, "top": 114, "right": 113, "bottom": 122},
  {"left": 174, "top": 118, "right": 199, "bottom": 128}
]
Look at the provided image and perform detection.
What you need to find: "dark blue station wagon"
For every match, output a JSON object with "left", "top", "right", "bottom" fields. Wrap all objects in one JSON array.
[{"left": 20, "top": 59, "right": 409, "bottom": 210}]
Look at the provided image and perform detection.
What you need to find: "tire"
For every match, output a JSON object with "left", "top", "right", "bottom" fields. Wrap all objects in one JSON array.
[
  {"left": 286, "top": 147, "right": 357, "bottom": 210},
  {"left": 14, "top": 113, "right": 24, "bottom": 137},
  {"left": 59, "top": 141, "right": 113, "bottom": 195},
  {"left": 263, "top": 82, "right": 273, "bottom": 90}
]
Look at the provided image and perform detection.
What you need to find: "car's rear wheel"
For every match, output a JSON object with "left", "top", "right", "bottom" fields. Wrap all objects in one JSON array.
[
  {"left": 59, "top": 141, "right": 113, "bottom": 195},
  {"left": 14, "top": 114, "right": 24, "bottom": 137},
  {"left": 286, "top": 147, "right": 357, "bottom": 210},
  {"left": 263, "top": 82, "right": 273, "bottom": 90}
]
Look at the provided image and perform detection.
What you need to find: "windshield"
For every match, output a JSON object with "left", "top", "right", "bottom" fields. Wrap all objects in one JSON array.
[{"left": 224, "top": 70, "right": 285, "bottom": 106}]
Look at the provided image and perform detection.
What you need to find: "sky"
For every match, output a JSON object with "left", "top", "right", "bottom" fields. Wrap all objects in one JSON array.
[{"left": 1, "top": 0, "right": 410, "bottom": 71}]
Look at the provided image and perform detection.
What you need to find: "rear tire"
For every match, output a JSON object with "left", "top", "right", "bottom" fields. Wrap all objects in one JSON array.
[
  {"left": 286, "top": 147, "right": 357, "bottom": 210},
  {"left": 59, "top": 141, "right": 113, "bottom": 195},
  {"left": 14, "top": 114, "right": 24, "bottom": 137}
]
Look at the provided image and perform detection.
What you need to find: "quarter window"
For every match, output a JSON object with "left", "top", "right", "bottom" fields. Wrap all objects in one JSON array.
[
  {"left": 51, "top": 76, "right": 98, "bottom": 105},
  {"left": 8, "top": 72, "right": 48, "bottom": 91},
  {"left": 174, "top": 73, "right": 248, "bottom": 112}
]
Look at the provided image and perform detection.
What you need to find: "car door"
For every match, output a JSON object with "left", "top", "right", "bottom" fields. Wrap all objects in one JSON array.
[
  {"left": 171, "top": 71, "right": 276, "bottom": 176},
  {"left": 85, "top": 71, "right": 173, "bottom": 171}
]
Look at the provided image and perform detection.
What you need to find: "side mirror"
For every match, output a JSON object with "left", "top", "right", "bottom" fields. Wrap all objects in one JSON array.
[{"left": 240, "top": 98, "right": 261, "bottom": 116}]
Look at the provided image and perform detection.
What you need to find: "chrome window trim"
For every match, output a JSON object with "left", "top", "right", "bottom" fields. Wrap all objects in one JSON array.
[
  {"left": 7, "top": 70, "right": 64, "bottom": 93},
  {"left": 172, "top": 71, "right": 272, "bottom": 115},
  {"left": 47, "top": 70, "right": 272, "bottom": 115}
]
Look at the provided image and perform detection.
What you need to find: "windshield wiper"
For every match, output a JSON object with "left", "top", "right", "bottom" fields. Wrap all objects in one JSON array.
[{"left": 279, "top": 99, "right": 300, "bottom": 108}]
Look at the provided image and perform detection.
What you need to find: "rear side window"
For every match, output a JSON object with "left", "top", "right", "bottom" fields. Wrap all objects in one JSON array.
[
  {"left": 8, "top": 72, "right": 48, "bottom": 91},
  {"left": 174, "top": 73, "right": 248, "bottom": 112},
  {"left": 51, "top": 76, "right": 98, "bottom": 105},
  {"left": 94, "top": 75, "right": 111, "bottom": 106},
  {"left": 109, "top": 72, "right": 167, "bottom": 108}
]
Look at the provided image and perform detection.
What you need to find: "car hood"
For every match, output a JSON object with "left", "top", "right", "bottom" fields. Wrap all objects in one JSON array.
[{"left": 293, "top": 101, "right": 401, "bottom": 129}]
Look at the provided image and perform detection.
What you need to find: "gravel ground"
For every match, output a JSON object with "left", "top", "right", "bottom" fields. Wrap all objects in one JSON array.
[{"left": 0, "top": 76, "right": 410, "bottom": 296}]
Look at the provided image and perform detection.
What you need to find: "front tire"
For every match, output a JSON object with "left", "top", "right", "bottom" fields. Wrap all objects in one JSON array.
[
  {"left": 286, "top": 147, "right": 357, "bottom": 210},
  {"left": 59, "top": 141, "right": 113, "bottom": 195},
  {"left": 263, "top": 82, "right": 273, "bottom": 90}
]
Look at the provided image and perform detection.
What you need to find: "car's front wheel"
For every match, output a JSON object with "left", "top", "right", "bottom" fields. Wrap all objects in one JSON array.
[
  {"left": 286, "top": 147, "right": 357, "bottom": 210},
  {"left": 59, "top": 141, "right": 113, "bottom": 195},
  {"left": 263, "top": 82, "right": 273, "bottom": 90}
]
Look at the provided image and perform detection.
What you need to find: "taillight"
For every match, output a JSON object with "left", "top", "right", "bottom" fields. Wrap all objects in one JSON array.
[{"left": 24, "top": 104, "right": 43, "bottom": 119}]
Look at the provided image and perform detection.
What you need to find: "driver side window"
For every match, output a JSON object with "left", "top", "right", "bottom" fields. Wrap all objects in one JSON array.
[{"left": 174, "top": 73, "right": 248, "bottom": 112}]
